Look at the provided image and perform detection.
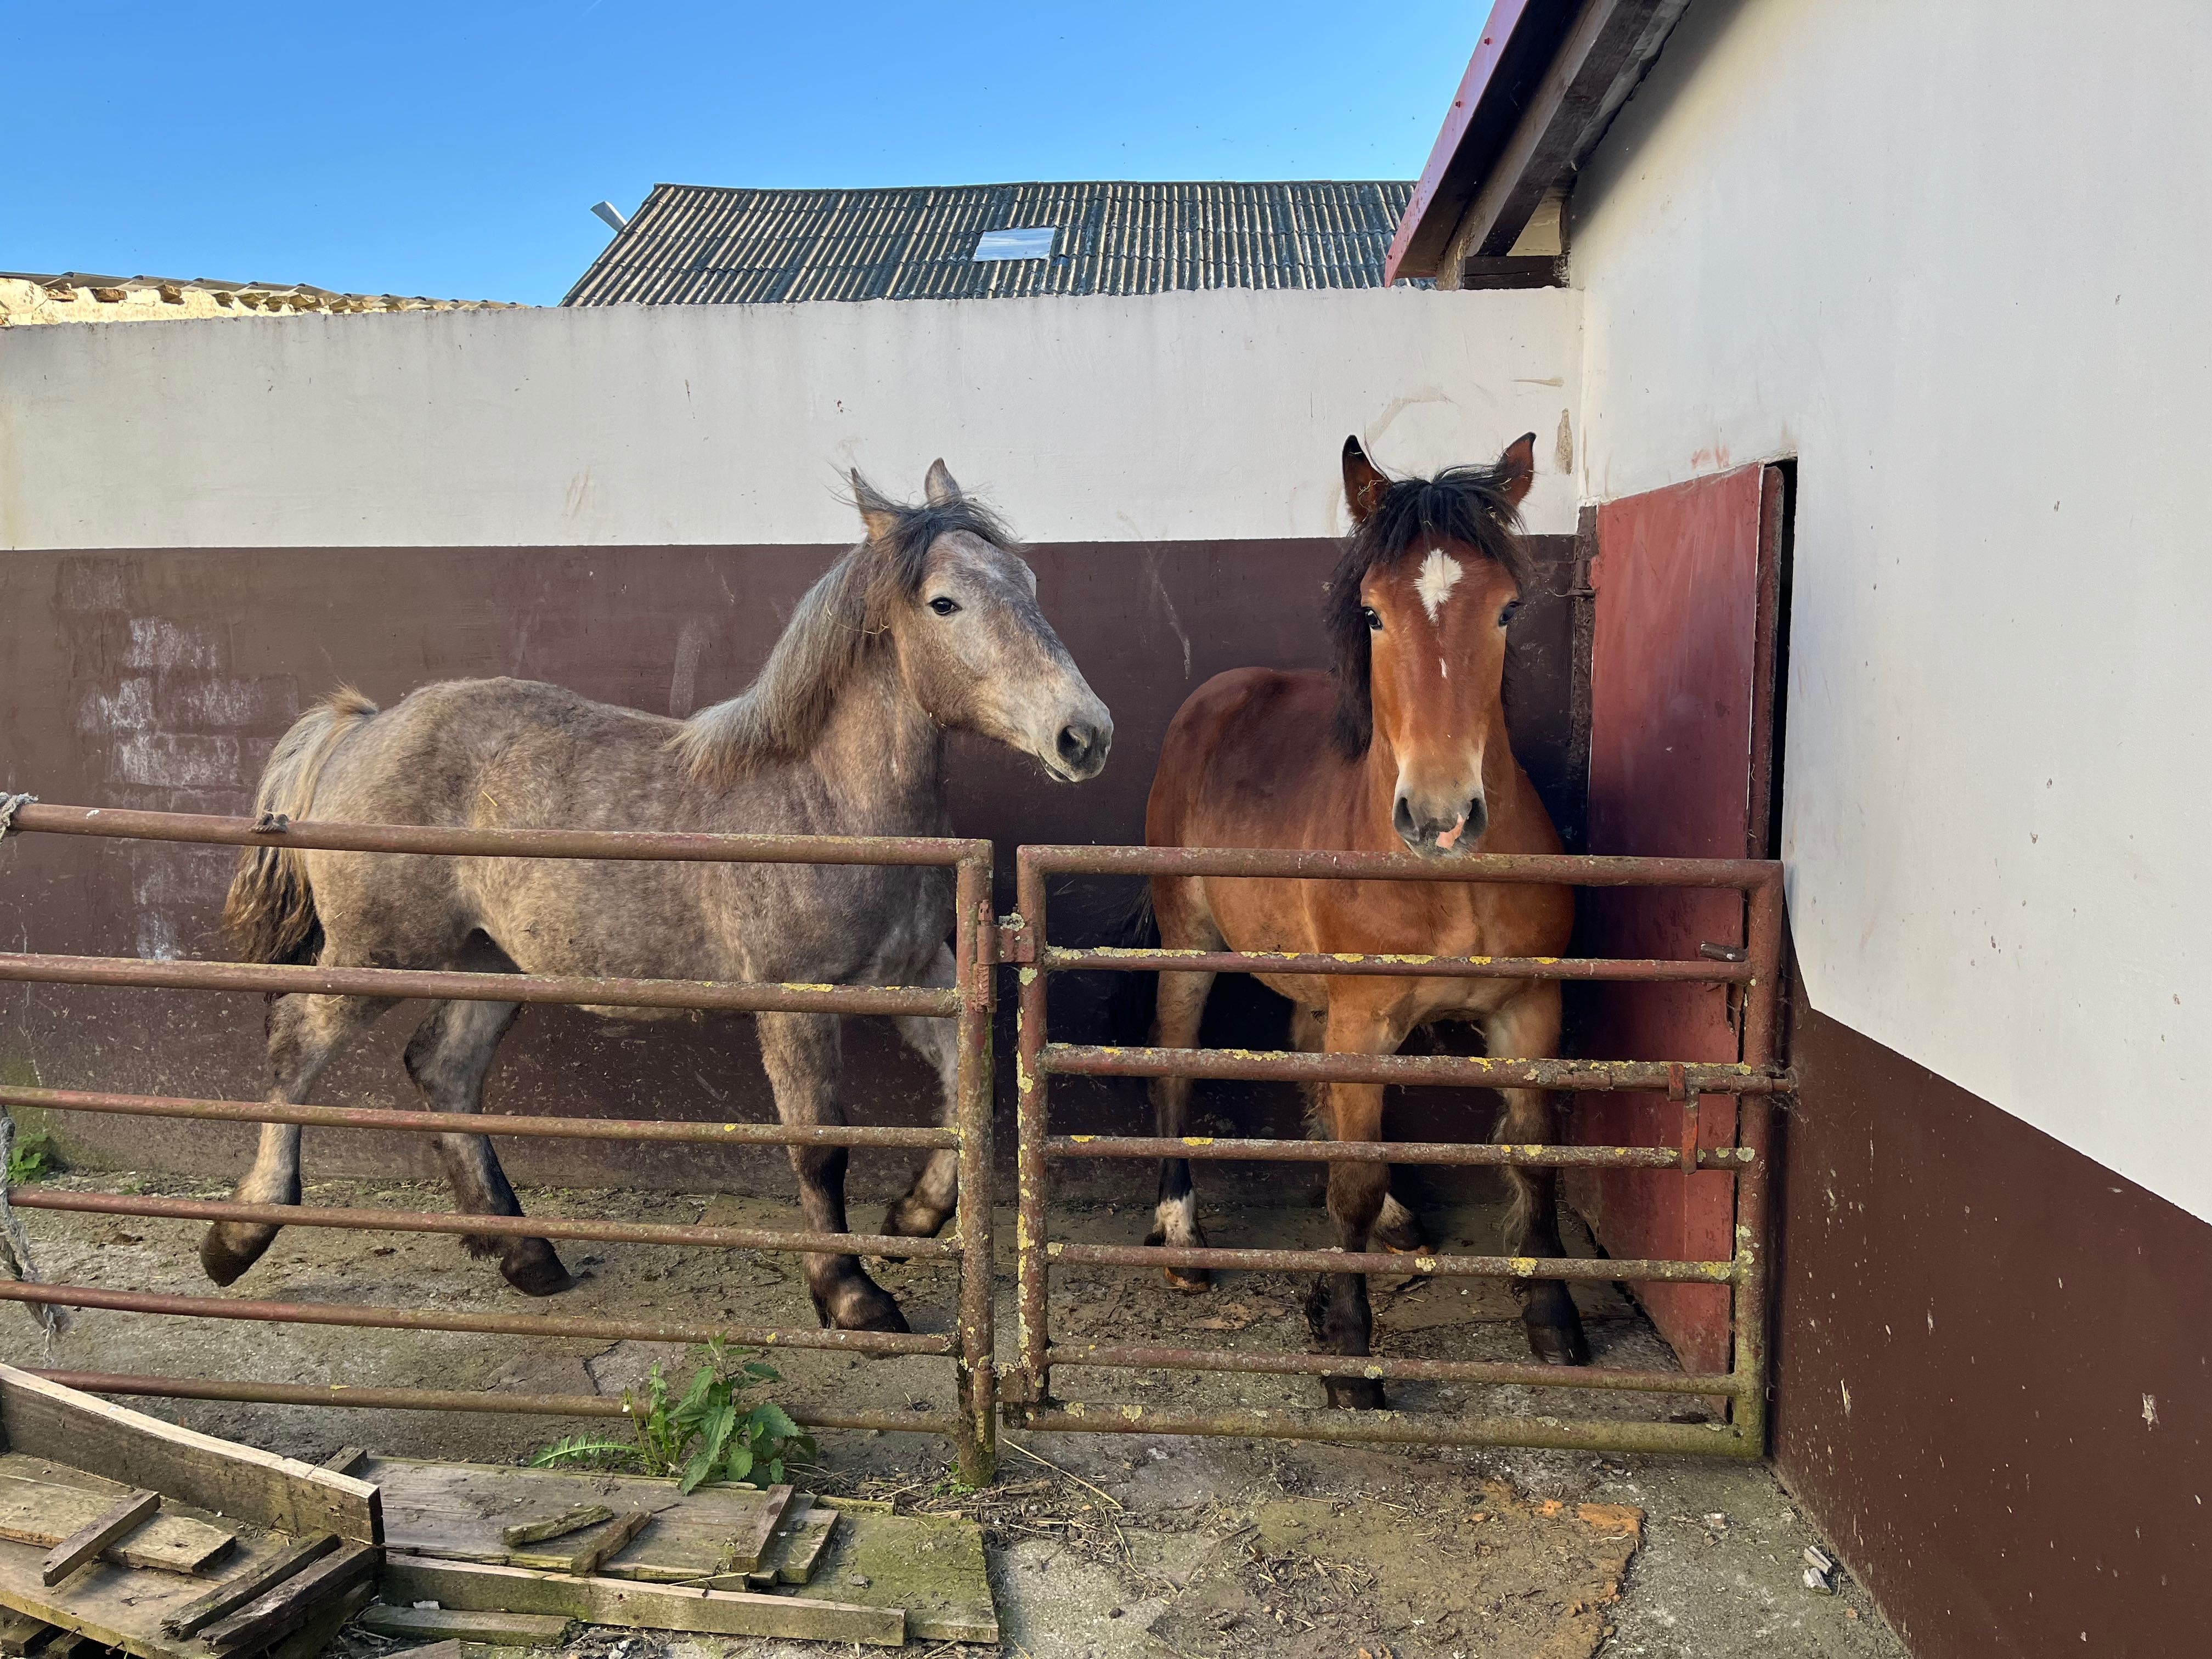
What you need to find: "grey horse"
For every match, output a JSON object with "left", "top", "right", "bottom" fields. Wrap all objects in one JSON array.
[{"left": 208, "top": 462, "right": 1111, "bottom": 1331}]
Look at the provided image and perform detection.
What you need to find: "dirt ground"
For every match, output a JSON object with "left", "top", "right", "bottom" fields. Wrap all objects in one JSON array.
[{"left": 0, "top": 1171, "right": 1907, "bottom": 1658}]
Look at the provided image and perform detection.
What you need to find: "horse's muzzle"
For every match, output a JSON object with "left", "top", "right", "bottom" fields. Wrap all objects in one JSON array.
[
  {"left": 1050, "top": 716, "right": 1113, "bottom": 782},
  {"left": 1394, "top": 791, "right": 1486, "bottom": 856}
]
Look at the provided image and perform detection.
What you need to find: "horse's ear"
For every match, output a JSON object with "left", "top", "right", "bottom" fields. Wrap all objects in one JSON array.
[
  {"left": 1497, "top": 432, "right": 1538, "bottom": 509},
  {"left": 1343, "top": 437, "right": 1390, "bottom": 525},
  {"left": 923, "top": 459, "right": 961, "bottom": 506},
  {"left": 851, "top": 470, "right": 900, "bottom": 544}
]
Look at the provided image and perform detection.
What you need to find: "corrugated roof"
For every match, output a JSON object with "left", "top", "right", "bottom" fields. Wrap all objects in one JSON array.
[{"left": 563, "top": 180, "right": 1418, "bottom": 306}]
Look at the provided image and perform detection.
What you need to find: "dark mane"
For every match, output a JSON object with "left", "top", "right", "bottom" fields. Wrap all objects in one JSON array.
[
  {"left": 1323, "top": 460, "right": 1533, "bottom": 758},
  {"left": 673, "top": 478, "right": 1014, "bottom": 782}
]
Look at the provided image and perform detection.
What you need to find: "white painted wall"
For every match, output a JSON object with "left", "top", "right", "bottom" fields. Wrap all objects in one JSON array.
[
  {"left": 1572, "top": 0, "right": 2212, "bottom": 1219},
  {"left": 0, "top": 287, "right": 1580, "bottom": 550}
]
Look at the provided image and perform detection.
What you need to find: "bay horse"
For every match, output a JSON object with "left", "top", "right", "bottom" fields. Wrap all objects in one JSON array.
[
  {"left": 1142, "top": 433, "right": 1584, "bottom": 1407},
  {"left": 207, "top": 462, "right": 1110, "bottom": 1333}
]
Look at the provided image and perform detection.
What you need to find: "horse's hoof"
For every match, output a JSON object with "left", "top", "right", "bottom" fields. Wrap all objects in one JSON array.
[
  {"left": 1145, "top": 1221, "right": 1211, "bottom": 1293},
  {"left": 822, "top": 1280, "right": 911, "bottom": 1338},
  {"left": 1372, "top": 1205, "right": 1425, "bottom": 1256},
  {"left": 1523, "top": 1313, "right": 1591, "bottom": 1366},
  {"left": 882, "top": 1198, "right": 951, "bottom": 1241},
  {"left": 501, "top": 1244, "right": 577, "bottom": 1298},
  {"left": 1520, "top": 1280, "right": 1589, "bottom": 1364},
  {"left": 200, "top": 1222, "right": 276, "bottom": 1286},
  {"left": 1322, "top": 1376, "right": 1387, "bottom": 1412}
]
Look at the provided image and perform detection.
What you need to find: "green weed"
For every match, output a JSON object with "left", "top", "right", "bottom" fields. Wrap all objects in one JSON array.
[
  {"left": 5, "top": 1135, "right": 53, "bottom": 1186},
  {"left": 530, "top": 1340, "right": 816, "bottom": 1494}
]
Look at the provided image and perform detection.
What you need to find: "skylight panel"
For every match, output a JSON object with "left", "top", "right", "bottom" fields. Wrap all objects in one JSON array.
[{"left": 973, "top": 226, "right": 1057, "bottom": 262}]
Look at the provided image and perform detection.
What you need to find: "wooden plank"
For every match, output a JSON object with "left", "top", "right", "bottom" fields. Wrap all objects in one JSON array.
[
  {"left": 364, "top": 1459, "right": 778, "bottom": 1579},
  {"left": 41, "top": 1491, "right": 159, "bottom": 1587},
  {"left": 353, "top": 1605, "right": 569, "bottom": 1647},
  {"left": 566, "top": 1510, "right": 649, "bottom": 1578},
  {"left": 160, "top": 1534, "right": 337, "bottom": 1639},
  {"left": 744, "top": 1498, "right": 834, "bottom": 1589},
  {"left": 381, "top": 1644, "right": 461, "bottom": 1659},
  {"left": 381, "top": 1554, "right": 903, "bottom": 1648},
  {"left": 776, "top": 1505, "right": 837, "bottom": 1587},
  {"left": 731, "top": 1485, "right": 793, "bottom": 1579},
  {"left": 0, "top": 1609, "right": 48, "bottom": 1657},
  {"left": 200, "top": 1543, "right": 376, "bottom": 1655},
  {"left": 315, "top": 1449, "right": 368, "bottom": 1479},
  {"left": 498, "top": 1506, "right": 611, "bottom": 1549},
  {"left": 0, "top": 1511, "right": 300, "bottom": 1659},
  {"left": 0, "top": 1370, "right": 377, "bottom": 1545},
  {"left": 0, "top": 1469, "right": 233, "bottom": 1575},
  {"left": 262, "top": 1579, "right": 373, "bottom": 1659}
]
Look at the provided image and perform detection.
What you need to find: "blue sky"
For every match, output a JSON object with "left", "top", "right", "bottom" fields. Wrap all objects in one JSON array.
[{"left": 7, "top": 2, "right": 1480, "bottom": 306}]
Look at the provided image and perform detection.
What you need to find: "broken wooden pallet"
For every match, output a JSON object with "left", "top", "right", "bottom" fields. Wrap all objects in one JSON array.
[
  {"left": 382, "top": 1554, "right": 902, "bottom": 1647},
  {"left": 365, "top": 1458, "right": 803, "bottom": 1583},
  {"left": 0, "top": 1369, "right": 382, "bottom": 1659},
  {"left": 0, "top": 1466, "right": 232, "bottom": 1578},
  {"left": 355, "top": 1603, "right": 571, "bottom": 1648},
  {"left": 0, "top": 1370, "right": 376, "bottom": 1545}
]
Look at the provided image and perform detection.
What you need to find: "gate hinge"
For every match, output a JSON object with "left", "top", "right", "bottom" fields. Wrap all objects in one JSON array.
[
  {"left": 997, "top": 1366, "right": 1043, "bottom": 1404},
  {"left": 1562, "top": 549, "right": 1596, "bottom": 600},
  {"left": 990, "top": 913, "right": 1037, "bottom": 966}
]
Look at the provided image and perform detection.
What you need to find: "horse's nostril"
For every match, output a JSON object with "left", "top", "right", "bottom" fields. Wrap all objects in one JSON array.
[
  {"left": 1057, "top": 724, "right": 1094, "bottom": 768},
  {"left": 1463, "top": 796, "right": 1487, "bottom": 840}
]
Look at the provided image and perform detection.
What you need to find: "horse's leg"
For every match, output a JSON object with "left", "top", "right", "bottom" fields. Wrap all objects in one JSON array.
[
  {"left": 1303, "top": 997, "right": 1404, "bottom": 1410},
  {"left": 756, "top": 1009, "right": 906, "bottom": 1333},
  {"left": 1296, "top": 1003, "right": 1423, "bottom": 1257},
  {"left": 201, "top": 990, "right": 394, "bottom": 1285},
  {"left": 402, "top": 998, "right": 572, "bottom": 1296},
  {"left": 1485, "top": 983, "right": 1589, "bottom": 1365},
  {"left": 884, "top": 944, "right": 960, "bottom": 1240},
  {"left": 1144, "top": 878, "right": 1222, "bottom": 1290}
]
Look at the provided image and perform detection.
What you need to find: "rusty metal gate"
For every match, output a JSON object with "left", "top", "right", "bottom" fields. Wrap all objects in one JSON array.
[
  {"left": 0, "top": 802, "right": 1000, "bottom": 1483},
  {"left": 0, "top": 800, "right": 1790, "bottom": 1475},
  {"left": 997, "top": 843, "right": 1787, "bottom": 1459}
]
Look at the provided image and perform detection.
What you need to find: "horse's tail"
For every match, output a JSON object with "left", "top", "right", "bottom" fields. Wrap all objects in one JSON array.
[
  {"left": 222, "top": 687, "right": 378, "bottom": 965},
  {"left": 1103, "top": 885, "right": 1163, "bottom": 1045}
]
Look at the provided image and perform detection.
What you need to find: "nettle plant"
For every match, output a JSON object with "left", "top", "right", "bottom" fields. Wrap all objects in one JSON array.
[{"left": 534, "top": 1340, "right": 816, "bottom": 1493}]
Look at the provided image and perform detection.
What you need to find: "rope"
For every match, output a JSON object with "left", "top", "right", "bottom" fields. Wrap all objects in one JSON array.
[
  {"left": 0, "top": 1118, "right": 64, "bottom": 1347},
  {"left": 0, "top": 794, "right": 62, "bottom": 1346}
]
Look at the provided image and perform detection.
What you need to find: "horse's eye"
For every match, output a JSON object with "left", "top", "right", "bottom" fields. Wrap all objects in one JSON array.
[
  {"left": 1361, "top": 606, "right": 1383, "bottom": 632},
  {"left": 928, "top": 596, "right": 960, "bottom": 617},
  {"left": 1498, "top": 600, "right": 1522, "bottom": 628}
]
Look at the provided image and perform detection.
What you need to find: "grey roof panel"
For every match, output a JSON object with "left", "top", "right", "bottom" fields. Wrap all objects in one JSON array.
[{"left": 563, "top": 180, "right": 1417, "bottom": 305}]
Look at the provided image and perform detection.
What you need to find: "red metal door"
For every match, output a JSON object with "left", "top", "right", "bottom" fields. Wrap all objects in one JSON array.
[{"left": 1571, "top": 465, "right": 1784, "bottom": 1377}]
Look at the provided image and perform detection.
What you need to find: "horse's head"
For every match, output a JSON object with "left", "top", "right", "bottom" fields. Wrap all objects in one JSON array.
[
  {"left": 855, "top": 462, "right": 1113, "bottom": 783},
  {"left": 1329, "top": 434, "right": 1536, "bottom": 857}
]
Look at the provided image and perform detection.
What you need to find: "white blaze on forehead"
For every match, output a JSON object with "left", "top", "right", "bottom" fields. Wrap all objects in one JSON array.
[{"left": 1414, "top": 547, "right": 1464, "bottom": 622}]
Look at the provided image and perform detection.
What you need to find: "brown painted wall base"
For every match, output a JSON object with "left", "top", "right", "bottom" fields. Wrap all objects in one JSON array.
[
  {"left": 1776, "top": 990, "right": 2210, "bottom": 1657},
  {"left": 0, "top": 536, "right": 1578, "bottom": 1199}
]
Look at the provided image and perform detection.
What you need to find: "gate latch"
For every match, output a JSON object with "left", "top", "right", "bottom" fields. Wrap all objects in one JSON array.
[{"left": 991, "top": 913, "right": 1037, "bottom": 966}]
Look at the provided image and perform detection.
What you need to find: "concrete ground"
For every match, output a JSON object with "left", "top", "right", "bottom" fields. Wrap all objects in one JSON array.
[{"left": 0, "top": 1171, "right": 1907, "bottom": 1657}]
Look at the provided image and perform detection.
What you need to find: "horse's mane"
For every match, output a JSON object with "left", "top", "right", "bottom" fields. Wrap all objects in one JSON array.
[
  {"left": 1323, "top": 460, "right": 1533, "bottom": 759},
  {"left": 673, "top": 479, "right": 1014, "bottom": 783}
]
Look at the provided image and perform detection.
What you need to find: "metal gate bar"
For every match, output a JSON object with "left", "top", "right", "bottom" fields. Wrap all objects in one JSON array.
[
  {"left": 0, "top": 802, "right": 998, "bottom": 1482},
  {"left": 1003, "top": 842, "right": 1785, "bottom": 1460}
]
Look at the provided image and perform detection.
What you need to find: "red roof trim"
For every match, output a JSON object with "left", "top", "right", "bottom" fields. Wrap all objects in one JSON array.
[{"left": 1384, "top": 0, "right": 1535, "bottom": 284}]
